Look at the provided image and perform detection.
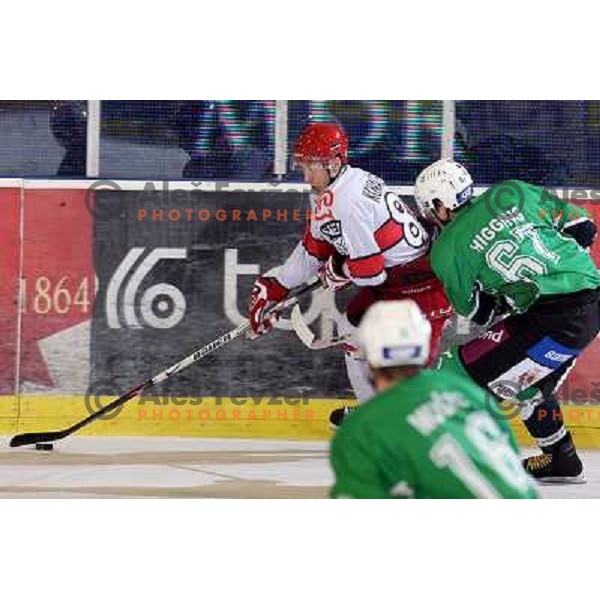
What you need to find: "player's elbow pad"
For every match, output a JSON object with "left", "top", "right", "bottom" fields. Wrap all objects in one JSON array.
[{"left": 563, "top": 219, "right": 597, "bottom": 249}]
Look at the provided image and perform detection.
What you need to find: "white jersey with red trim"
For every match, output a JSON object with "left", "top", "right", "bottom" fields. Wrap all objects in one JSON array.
[{"left": 275, "top": 165, "right": 431, "bottom": 290}]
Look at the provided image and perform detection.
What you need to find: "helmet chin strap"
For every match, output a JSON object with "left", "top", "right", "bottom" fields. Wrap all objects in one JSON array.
[
  {"left": 430, "top": 201, "right": 451, "bottom": 228},
  {"left": 326, "top": 160, "right": 346, "bottom": 186},
  {"left": 433, "top": 210, "right": 447, "bottom": 227},
  {"left": 435, "top": 212, "right": 454, "bottom": 228}
]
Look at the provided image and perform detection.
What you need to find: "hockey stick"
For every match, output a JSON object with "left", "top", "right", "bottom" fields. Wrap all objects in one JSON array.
[
  {"left": 290, "top": 305, "right": 348, "bottom": 350},
  {"left": 9, "top": 279, "right": 321, "bottom": 448}
]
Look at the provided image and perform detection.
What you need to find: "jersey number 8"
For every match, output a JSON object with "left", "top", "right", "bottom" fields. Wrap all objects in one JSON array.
[{"left": 384, "top": 192, "right": 426, "bottom": 249}]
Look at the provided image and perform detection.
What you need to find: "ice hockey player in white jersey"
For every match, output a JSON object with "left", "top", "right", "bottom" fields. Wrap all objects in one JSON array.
[{"left": 248, "top": 122, "right": 453, "bottom": 426}]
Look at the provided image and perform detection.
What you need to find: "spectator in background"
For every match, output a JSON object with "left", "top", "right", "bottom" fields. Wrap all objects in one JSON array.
[
  {"left": 285, "top": 102, "right": 443, "bottom": 186},
  {"left": 173, "top": 101, "right": 272, "bottom": 180},
  {"left": 454, "top": 101, "right": 586, "bottom": 185},
  {"left": 50, "top": 101, "right": 87, "bottom": 177}
]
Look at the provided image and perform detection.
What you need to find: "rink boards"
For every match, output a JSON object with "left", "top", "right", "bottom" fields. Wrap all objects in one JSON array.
[
  {"left": 0, "top": 179, "right": 598, "bottom": 448},
  {"left": 2, "top": 394, "right": 600, "bottom": 448}
]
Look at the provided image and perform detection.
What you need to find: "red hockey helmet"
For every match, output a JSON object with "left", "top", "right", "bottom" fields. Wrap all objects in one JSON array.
[{"left": 293, "top": 122, "right": 349, "bottom": 165}]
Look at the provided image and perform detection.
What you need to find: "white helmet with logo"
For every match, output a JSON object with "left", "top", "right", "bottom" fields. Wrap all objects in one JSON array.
[
  {"left": 359, "top": 300, "right": 432, "bottom": 368},
  {"left": 414, "top": 159, "right": 474, "bottom": 220}
]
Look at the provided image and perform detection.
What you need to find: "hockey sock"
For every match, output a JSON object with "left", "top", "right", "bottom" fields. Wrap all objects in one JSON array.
[
  {"left": 521, "top": 393, "right": 568, "bottom": 452},
  {"left": 344, "top": 353, "right": 375, "bottom": 404}
]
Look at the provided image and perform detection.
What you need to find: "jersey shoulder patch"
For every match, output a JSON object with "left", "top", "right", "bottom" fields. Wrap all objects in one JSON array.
[{"left": 320, "top": 219, "right": 343, "bottom": 241}]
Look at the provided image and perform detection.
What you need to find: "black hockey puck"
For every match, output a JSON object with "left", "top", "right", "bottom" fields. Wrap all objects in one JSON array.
[{"left": 35, "top": 443, "right": 54, "bottom": 451}]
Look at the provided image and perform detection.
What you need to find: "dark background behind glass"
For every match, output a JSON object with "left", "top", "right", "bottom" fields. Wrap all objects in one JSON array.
[
  {"left": 455, "top": 101, "right": 600, "bottom": 188},
  {"left": 0, "top": 100, "right": 598, "bottom": 186}
]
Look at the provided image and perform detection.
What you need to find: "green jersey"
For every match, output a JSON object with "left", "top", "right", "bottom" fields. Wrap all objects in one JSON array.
[
  {"left": 330, "top": 369, "right": 539, "bottom": 499},
  {"left": 430, "top": 180, "right": 600, "bottom": 316}
]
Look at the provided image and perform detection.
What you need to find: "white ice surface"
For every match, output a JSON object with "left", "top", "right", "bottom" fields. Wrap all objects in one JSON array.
[
  {"left": 0, "top": 436, "right": 599, "bottom": 498},
  {"left": 0, "top": 436, "right": 331, "bottom": 498}
]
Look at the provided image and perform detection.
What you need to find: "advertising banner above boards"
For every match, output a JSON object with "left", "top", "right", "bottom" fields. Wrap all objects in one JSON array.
[
  {"left": 0, "top": 179, "right": 599, "bottom": 442},
  {"left": 0, "top": 180, "right": 376, "bottom": 401},
  {"left": 90, "top": 183, "right": 353, "bottom": 399},
  {"left": 0, "top": 183, "right": 95, "bottom": 397}
]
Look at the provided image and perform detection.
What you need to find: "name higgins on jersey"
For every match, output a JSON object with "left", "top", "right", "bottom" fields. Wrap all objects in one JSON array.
[{"left": 469, "top": 206, "right": 526, "bottom": 253}]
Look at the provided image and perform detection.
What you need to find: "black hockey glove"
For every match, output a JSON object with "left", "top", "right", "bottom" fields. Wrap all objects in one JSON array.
[
  {"left": 468, "top": 282, "right": 509, "bottom": 327},
  {"left": 562, "top": 219, "right": 597, "bottom": 249}
]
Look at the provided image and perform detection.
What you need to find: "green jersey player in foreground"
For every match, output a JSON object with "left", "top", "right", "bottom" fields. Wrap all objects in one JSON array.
[
  {"left": 330, "top": 300, "right": 538, "bottom": 499},
  {"left": 414, "top": 160, "right": 600, "bottom": 484}
]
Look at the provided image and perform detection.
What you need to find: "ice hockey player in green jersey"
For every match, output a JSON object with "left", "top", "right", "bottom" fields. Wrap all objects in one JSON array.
[
  {"left": 330, "top": 300, "right": 539, "bottom": 499},
  {"left": 414, "top": 159, "right": 600, "bottom": 484}
]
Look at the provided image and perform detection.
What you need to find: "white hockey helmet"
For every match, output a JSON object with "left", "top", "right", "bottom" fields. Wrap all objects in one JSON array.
[
  {"left": 414, "top": 159, "right": 474, "bottom": 220},
  {"left": 359, "top": 300, "right": 432, "bottom": 369}
]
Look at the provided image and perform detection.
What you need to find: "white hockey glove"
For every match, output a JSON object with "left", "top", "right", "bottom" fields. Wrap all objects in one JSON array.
[
  {"left": 318, "top": 254, "right": 352, "bottom": 292},
  {"left": 247, "top": 275, "right": 289, "bottom": 339}
]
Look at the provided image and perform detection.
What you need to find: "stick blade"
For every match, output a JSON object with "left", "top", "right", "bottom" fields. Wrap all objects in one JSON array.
[
  {"left": 290, "top": 305, "right": 316, "bottom": 348},
  {"left": 10, "top": 430, "right": 66, "bottom": 448},
  {"left": 290, "top": 305, "right": 348, "bottom": 350}
]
